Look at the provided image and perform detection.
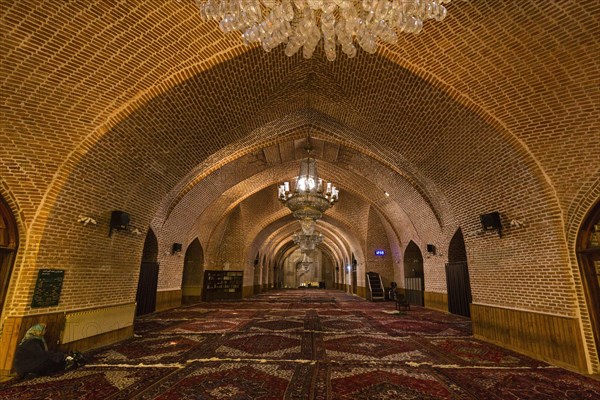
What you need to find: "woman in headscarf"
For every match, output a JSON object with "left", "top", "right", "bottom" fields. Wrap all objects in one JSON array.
[{"left": 13, "top": 323, "right": 67, "bottom": 378}]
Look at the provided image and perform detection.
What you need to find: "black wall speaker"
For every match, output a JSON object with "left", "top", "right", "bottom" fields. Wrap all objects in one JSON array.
[
  {"left": 172, "top": 243, "right": 183, "bottom": 253},
  {"left": 109, "top": 211, "right": 130, "bottom": 237},
  {"left": 480, "top": 211, "right": 502, "bottom": 237},
  {"left": 426, "top": 244, "right": 436, "bottom": 254}
]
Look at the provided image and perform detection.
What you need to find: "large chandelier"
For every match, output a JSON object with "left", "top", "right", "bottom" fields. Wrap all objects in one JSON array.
[
  {"left": 298, "top": 253, "right": 313, "bottom": 271},
  {"left": 293, "top": 215, "right": 324, "bottom": 252},
  {"left": 197, "top": 0, "right": 451, "bottom": 61},
  {"left": 278, "top": 144, "right": 338, "bottom": 220}
]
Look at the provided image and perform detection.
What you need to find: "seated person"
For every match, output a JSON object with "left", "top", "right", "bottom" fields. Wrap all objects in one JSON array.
[{"left": 13, "top": 323, "right": 68, "bottom": 378}]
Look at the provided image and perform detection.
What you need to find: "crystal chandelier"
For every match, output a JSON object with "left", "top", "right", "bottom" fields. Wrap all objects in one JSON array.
[
  {"left": 293, "top": 229, "right": 324, "bottom": 252},
  {"left": 197, "top": 0, "right": 451, "bottom": 61},
  {"left": 278, "top": 143, "right": 338, "bottom": 220},
  {"left": 293, "top": 215, "right": 324, "bottom": 252},
  {"left": 298, "top": 252, "right": 313, "bottom": 271}
]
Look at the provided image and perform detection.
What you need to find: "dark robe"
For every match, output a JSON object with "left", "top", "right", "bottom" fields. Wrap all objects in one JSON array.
[{"left": 13, "top": 338, "right": 64, "bottom": 377}]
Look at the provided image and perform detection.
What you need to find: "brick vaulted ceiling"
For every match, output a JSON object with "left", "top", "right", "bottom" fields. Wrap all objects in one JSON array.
[{"left": 1, "top": 2, "right": 599, "bottom": 297}]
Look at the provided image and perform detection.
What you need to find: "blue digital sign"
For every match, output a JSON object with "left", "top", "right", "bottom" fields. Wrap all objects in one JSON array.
[{"left": 374, "top": 250, "right": 385, "bottom": 256}]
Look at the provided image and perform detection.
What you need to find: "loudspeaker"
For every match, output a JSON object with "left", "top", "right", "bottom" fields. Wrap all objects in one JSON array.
[
  {"left": 110, "top": 211, "right": 129, "bottom": 229},
  {"left": 480, "top": 211, "right": 502, "bottom": 237},
  {"left": 426, "top": 244, "right": 436, "bottom": 254},
  {"left": 172, "top": 243, "right": 182, "bottom": 253},
  {"left": 109, "top": 211, "right": 129, "bottom": 237}
]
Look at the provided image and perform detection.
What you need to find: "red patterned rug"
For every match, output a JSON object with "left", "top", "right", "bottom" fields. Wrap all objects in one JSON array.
[
  {"left": 436, "top": 367, "right": 600, "bottom": 400},
  {"left": 1, "top": 289, "right": 599, "bottom": 399},
  {"left": 0, "top": 366, "right": 177, "bottom": 400}
]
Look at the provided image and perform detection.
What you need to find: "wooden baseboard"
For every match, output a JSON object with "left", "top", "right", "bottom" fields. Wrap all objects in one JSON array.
[
  {"left": 424, "top": 291, "right": 448, "bottom": 312},
  {"left": 357, "top": 286, "right": 367, "bottom": 299},
  {"left": 242, "top": 286, "right": 254, "bottom": 298},
  {"left": 156, "top": 289, "right": 182, "bottom": 312},
  {"left": 471, "top": 303, "right": 588, "bottom": 373},
  {"left": 0, "top": 313, "right": 133, "bottom": 377},
  {"left": 61, "top": 325, "right": 133, "bottom": 353}
]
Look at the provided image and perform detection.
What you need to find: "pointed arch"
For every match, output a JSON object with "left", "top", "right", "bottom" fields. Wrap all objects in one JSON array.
[
  {"left": 182, "top": 238, "right": 204, "bottom": 304},
  {"left": 403, "top": 241, "right": 424, "bottom": 306},
  {"left": 445, "top": 228, "right": 472, "bottom": 317},
  {"left": 448, "top": 227, "right": 467, "bottom": 263},
  {"left": 136, "top": 228, "right": 159, "bottom": 316},
  {"left": 351, "top": 253, "right": 357, "bottom": 294},
  {"left": 253, "top": 252, "right": 261, "bottom": 294}
]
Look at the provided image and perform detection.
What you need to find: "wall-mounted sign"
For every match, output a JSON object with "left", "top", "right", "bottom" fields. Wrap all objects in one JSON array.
[
  {"left": 374, "top": 250, "right": 385, "bottom": 256},
  {"left": 31, "top": 269, "right": 64, "bottom": 308}
]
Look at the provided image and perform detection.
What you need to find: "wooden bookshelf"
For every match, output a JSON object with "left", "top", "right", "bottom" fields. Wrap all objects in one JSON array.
[{"left": 203, "top": 270, "right": 243, "bottom": 301}]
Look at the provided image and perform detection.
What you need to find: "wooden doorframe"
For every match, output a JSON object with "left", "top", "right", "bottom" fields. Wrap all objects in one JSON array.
[
  {"left": 0, "top": 195, "right": 18, "bottom": 317},
  {"left": 576, "top": 200, "right": 600, "bottom": 356}
]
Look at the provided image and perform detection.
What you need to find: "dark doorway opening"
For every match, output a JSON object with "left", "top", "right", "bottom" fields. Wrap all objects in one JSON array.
[
  {"left": 577, "top": 200, "right": 600, "bottom": 357},
  {"left": 135, "top": 229, "right": 159, "bottom": 316},
  {"left": 181, "top": 238, "right": 204, "bottom": 304},
  {"left": 445, "top": 228, "right": 472, "bottom": 317},
  {"left": 404, "top": 241, "right": 424, "bottom": 306},
  {"left": 351, "top": 255, "right": 357, "bottom": 294}
]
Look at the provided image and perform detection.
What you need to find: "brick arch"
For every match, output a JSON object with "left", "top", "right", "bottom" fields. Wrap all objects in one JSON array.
[
  {"left": 23, "top": 38, "right": 562, "bottom": 261},
  {"left": 166, "top": 151, "right": 434, "bottom": 268},
  {"left": 4, "top": 2, "right": 593, "bottom": 277},
  {"left": 260, "top": 218, "right": 354, "bottom": 275},
  {"left": 22, "top": 53, "right": 563, "bottom": 299}
]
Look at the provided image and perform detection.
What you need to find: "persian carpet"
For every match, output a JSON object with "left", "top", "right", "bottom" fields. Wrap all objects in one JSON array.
[{"left": 1, "top": 289, "right": 599, "bottom": 399}]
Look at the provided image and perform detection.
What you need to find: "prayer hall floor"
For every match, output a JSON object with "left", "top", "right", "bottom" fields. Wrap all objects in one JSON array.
[{"left": 1, "top": 289, "right": 599, "bottom": 399}]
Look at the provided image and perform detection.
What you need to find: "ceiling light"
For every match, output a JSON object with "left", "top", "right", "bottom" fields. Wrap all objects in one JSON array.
[
  {"left": 197, "top": 0, "right": 451, "bottom": 61},
  {"left": 278, "top": 141, "right": 338, "bottom": 220}
]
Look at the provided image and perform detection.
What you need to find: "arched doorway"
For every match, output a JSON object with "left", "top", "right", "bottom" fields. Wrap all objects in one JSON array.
[
  {"left": 403, "top": 241, "right": 424, "bottom": 306},
  {"left": 0, "top": 195, "right": 18, "bottom": 316},
  {"left": 446, "top": 228, "right": 472, "bottom": 317},
  {"left": 253, "top": 253, "right": 260, "bottom": 294},
  {"left": 261, "top": 255, "right": 268, "bottom": 292},
  {"left": 135, "top": 229, "right": 159, "bottom": 316},
  {"left": 351, "top": 254, "right": 357, "bottom": 294},
  {"left": 181, "top": 238, "right": 204, "bottom": 304},
  {"left": 576, "top": 200, "right": 600, "bottom": 356}
]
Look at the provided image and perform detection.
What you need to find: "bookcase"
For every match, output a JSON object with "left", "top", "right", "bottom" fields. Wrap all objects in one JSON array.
[{"left": 203, "top": 270, "right": 244, "bottom": 301}]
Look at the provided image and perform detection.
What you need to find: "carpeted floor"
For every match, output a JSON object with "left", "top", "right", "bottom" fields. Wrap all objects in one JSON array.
[{"left": 1, "top": 289, "right": 599, "bottom": 399}]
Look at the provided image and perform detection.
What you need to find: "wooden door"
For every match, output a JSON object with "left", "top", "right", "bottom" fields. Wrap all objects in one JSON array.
[
  {"left": 405, "top": 277, "right": 424, "bottom": 306},
  {"left": 136, "top": 261, "right": 159, "bottom": 316},
  {"left": 135, "top": 229, "right": 159, "bottom": 316},
  {"left": 445, "top": 262, "right": 472, "bottom": 317}
]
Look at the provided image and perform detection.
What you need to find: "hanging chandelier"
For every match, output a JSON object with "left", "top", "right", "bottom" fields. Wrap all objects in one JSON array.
[
  {"left": 293, "top": 216, "right": 324, "bottom": 252},
  {"left": 293, "top": 229, "right": 324, "bottom": 252},
  {"left": 298, "top": 252, "right": 313, "bottom": 271},
  {"left": 278, "top": 143, "right": 338, "bottom": 220},
  {"left": 196, "top": 0, "right": 451, "bottom": 61}
]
